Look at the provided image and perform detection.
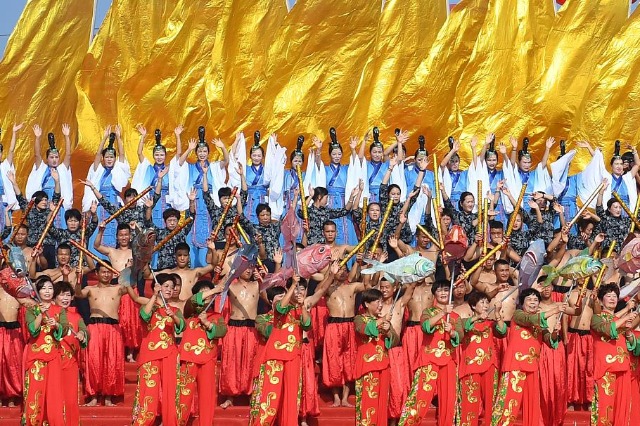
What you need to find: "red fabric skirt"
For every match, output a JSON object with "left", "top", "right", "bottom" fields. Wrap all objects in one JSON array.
[
  {"left": 388, "top": 345, "right": 409, "bottom": 419},
  {"left": 310, "top": 301, "right": 329, "bottom": 351},
  {"left": 300, "top": 341, "right": 320, "bottom": 417},
  {"left": 83, "top": 322, "right": 125, "bottom": 397},
  {"left": 540, "top": 341, "right": 567, "bottom": 426},
  {"left": 0, "top": 324, "right": 23, "bottom": 398},
  {"left": 322, "top": 321, "right": 356, "bottom": 387},
  {"left": 566, "top": 331, "right": 594, "bottom": 405},
  {"left": 118, "top": 293, "right": 144, "bottom": 350},
  {"left": 219, "top": 323, "right": 259, "bottom": 396},
  {"left": 402, "top": 323, "right": 423, "bottom": 374}
]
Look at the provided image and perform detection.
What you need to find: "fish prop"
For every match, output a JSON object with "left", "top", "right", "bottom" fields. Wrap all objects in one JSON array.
[
  {"left": 620, "top": 277, "right": 640, "bottom": 300},
  {"left": 218, "top": 244, "right": 259, "bottom": 310},
  {"left": 118, "top": 228, "right": 157, "bottom": 287},
  {"left": 518, "top": 239, "right": 545, "bottom": 289},
  {"left": 0, "top": 266, "right": 34, "bottom": 299},
  {"left": 441, "top": 225, "right": 468, "bottom": 263},
  {"left": 296, "top": 244, "right": 332, "bottom": 279},
  {"left": 362, "top": 252, "right": 435, "bottom": 284},
  {"left": 259, "top": 268, "right": 294, "bottom": 292},
  {"left": 618, "top": 237, "right": 640, "bottom": 274},
  {"left": 541, "top": 249, "right": 602, "bottom": 286},
  {"left": 7, "top": 245, "right": 28, "bottom": 277}
]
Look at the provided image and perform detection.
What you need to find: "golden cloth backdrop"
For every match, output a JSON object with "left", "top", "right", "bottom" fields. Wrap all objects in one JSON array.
[{"left": 1, "top": 0, "right": 640, "bottom": 208}]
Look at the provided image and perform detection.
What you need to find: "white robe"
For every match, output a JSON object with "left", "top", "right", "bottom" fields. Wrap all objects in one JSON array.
[
  {"left": 82, "top": 160, "right": 131, "bottom": 211},
  {"left": 26, "top": 162, "right": 73, "bottom": 210}
]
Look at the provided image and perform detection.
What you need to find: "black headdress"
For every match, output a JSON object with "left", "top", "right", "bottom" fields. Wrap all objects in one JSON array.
[
  {"left": 613, "top": 140, "right": 621, "bottom": 160},
  {"left": 485, "top": 134, "right": 497, "bottom": 159},
  {"left": 47, "top": 133, "right": 59, "bottom": 155},
  {"left": 291, "top": 135, "right": 305, "bottom": 162},
  {"left": 153, "top": 129, "right": 165, "bottom": 153},
  {"left": 328, "top": 127, "right": 342, "bottom": 154},
  {"left": 518, "top": 137, "right": 531, "bottom": 160},
  {"left": 415, "top": 135, "right": 428, "bottom": 158},
  {"left": 559, "top": 140, "right": 566, "bottom": 158},
  {"left": 103, "top": 133, "right": 116, "bottom": 156},
  {"left": 448, "top": 136, "right": 455, "bottom": 150},
  {"left": 371, "top": 127, "right": 383, "bottom": 149},
  {"left": 251, "top": 130, "right": 261, "bottom": 152},
  {"left": 0, "top": 128, "right": 3, "bottom": 151},
  {"left": 197, "top": 126, "right": 208, "bottom": 150}
]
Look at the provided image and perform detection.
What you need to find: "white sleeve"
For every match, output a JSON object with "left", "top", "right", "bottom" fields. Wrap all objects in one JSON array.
[
  {"left": 578, "top": 149, "right": 608, "bottom": 208},
  {"left": 25, "top": 163, "right": 46, "bottom": 200},
  {"left": 390, "top": 160, "right": 408, "bottom": 202},
  {"left": 82, "top": 164, "right": 102, "bottom": 212},
  {"left": 111, "top": 159, "right": 132, "bottom": 192},
  {"left": 0, "top": 161, "right": 17, "bottom": 209},
  {"left": 131, "top": 158, "right": 152, "bottom": 193},
  {"left": 57, "top": 164, "right": 74, "bottom": 210},
  {"left": 550, "top": 150, "right": 576, "bottom": 198},
  {"left": 533, "top": 163, "right": 552, "bottom": 195},
  {"left": 169, "top": 157, "right": 190, "bottom": 211}
]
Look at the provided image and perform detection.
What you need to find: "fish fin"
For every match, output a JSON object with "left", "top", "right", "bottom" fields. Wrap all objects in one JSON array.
[
  {"left": 117, "top": 267, "right": 133, "bottom": 287},
  {"left": 541, "top": 265, "right": 556, "bottom": 286},
  {"left": 383, "top": 273, "right": 395, "bottom": 283},
  {"left": 361, "top": 258, "right": 383, "bottom": 275}
]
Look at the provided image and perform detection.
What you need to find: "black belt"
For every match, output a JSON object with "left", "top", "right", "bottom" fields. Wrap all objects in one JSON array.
[
  {"left": 228, "top": 319, "right": 256, "bottom": 328},
  {"left": 0, "top": 321, "right": 20, "bottom": 329},
  {"left": 568, "top": 327, "right": 590, "bottom": 336},
  {"left": 88, "top": 317, "right": 119, "bottom": 325},
  {"left": 302, "top": 337, "right": 310, "bottom": 344},
  {"left": 406, "top": 320, "right": 421, "bottom": 327},
  {"left": 553, "top": 285, "right": 571, "bottom": 294},
  {"left": 328, "top": 316, "right": 354, "bottom": 324}
]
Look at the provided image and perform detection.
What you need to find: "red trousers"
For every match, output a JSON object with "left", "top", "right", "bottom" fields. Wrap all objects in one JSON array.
[
  {"left": 22, "top": 357, "right": 65, "bottom": 426},
  {"left": 119, "top": 293, "right": 144, "bottom": 350},
  {"left": 401, "top": 323, "right": 422, "bottom": 374},
  {"left": 132, "top": 355, "right": 179, "bottom": 426},
  {"left": 83, "top": 322, "right": 125, "bottom": 397},
  {"left": 300, "top": 341, "right": 319, "bottom": 418},
  {"left": 459, "top": 366, "right": 498, "bottom": 426},
  {"left": 219, "top": 323, "right": 259, "bottom": 396},
  {"left": 388, "top": 345, "right": 409, "bottom": 419},
  {"left": 355, "top": 369, "right": 390, "bottom": 426},
  {"left": 566, "top": 330, "right": 594, "bottom": 405},
  {"left": 310, "top": 302, "right": 328, "bottom": 350},
  {"left": 0, "top": 324, "right": 23, "bottom": 398},
  {"left": 61, "top": 357, "right": 81, "bottom": 426},
  {"left": 177, "top": 359, "right": 217, "bottom": 426},
  {"left": 540, "top": 342, "right": 567, "bottom": 426},
  {"left": 492, "top": 370, "right": 542, "bottom": 426},
  {"left": 322, "top": 320, "right": 356, "bottom": 387},
  {"left": 249, "top": 357, "right": 302, "bottom": 426},
  {"left": 592, "top": 371, "right": 632, "bottom": 426},
  {"left": 399, "top": 362, "right": 457, "bottom": 426},
  {"left": 631, "top": 367, "right": 640, "bottom": 413}
]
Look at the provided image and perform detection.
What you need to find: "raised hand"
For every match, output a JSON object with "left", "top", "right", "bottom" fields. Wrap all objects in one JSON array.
[
  {"left": 349, "top": 136, "right": 359, "bottom": 150},
  {"left": 61, "top": 124, "right": 71, "bottom": 137},
  {"left": 50, "top": 168, "right": 59, "bottom": 182},
  {"left": 136, "top": 124, "right": 147, "bottom": 137},
  {"left": 158, "top": 165, "right": 170, "bottom": 179},
  {"left": 90, "top": 200, "right": 98, "bottom": 214},
  {"left": 33, "top": 124, "right": 42, "bottom": 138},
  {"left": 114, "top": 124, "right": 122, "bottom": 138},
  {"left": 509, "top": 136, "right": 518, "bottom": 150},
  {"left": 143, "top": 196, "right": 154, "bottom": 208},
  {"left": 188, "top": 138, "right": 198, "bottom": 151},
  {"left": 273, "top": 248, "right": 283, "bottom": 264},
  {"left": 498, "top": 142, "right": 507, "bottom": 155},
  {"left": 545, "top": 137, "right": 556, "bottom": 149},
  {"left": 212, "top": 138, "right": 225, "bottom": 149},
  {"left": 79, "top": 179, "right": 95, "bottom": 190},
  {"left": 103, "top": 125, "right": 111, "bottom": 139},
  {"left": 13, "top": 122, "right": 24, "bottom": 133},
  {"left": 388, "top": 235, "right": 398, "bottom": 249},
  {"left": 312, "top": 135, "right": 322, "bottom": 150},
  {"left": 470, "top": 136, "right": 478, "bottom": 149},
  {"left": 174, "top": 124, "right": 184, "bottom": 136},
  {"left": 188, "top": 188, "right": 197, "bottom": 201}
]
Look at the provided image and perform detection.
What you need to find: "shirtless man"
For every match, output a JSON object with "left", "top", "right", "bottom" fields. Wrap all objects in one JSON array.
[
  {"left": 11, "top": 225, "right": 46, "bottom": 271},
  {"left": 94, "top": 223, "right": 132, "bottom": 271},
  {"left": 322, "top": 264, "right": 369, "bottom": 407},
  {"left": 74, "top": 261, "right": 130, "bottom": 406},
  {"left": 219, "top": 264, "right": 260, "bottom": 409},
  {"left": 0, "top": 286, "right": 24, "bottom": 407},
  {"left": 160, "top": 242, "right": 215, "bottom": 300},
  {"left": 380, "top": 280, "right": 416, "bottom": 426},
  {"left": 33, "top": 244, "right": 78, "bottom": 286},
  {"left": 538, "top": 283, "right": 579, "bottom": 425},
  {"left": 322, "top": 221, "right": 354, "bottom": 261},
  {"left": 403, "top": 276, "right": 435, "bottom": 375},
  {"left": 214, "top": 223, "right": 241, "bottom": 281},
  {"left": 390, "top": 230, "right": 439, "bottom": 264},
  {"left": 566, "top": 281, "right": 596, "bottom": 411},
  {"left": 452, "top": 280, "right": 472, "bottom": 319}
]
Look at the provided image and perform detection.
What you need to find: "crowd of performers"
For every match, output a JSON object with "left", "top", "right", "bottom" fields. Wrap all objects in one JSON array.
[{"left": 1, "top": 122, "right": 640, "bottom": 426}]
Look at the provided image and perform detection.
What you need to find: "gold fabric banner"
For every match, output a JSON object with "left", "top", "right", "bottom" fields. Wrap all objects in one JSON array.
[
  {"left": 205, "top": 0, "right": 288, "bottom": 140},
  {"left": 382, "top": 0, "right": 489, "bottom": 157},
  {"left": 347, "top": 0, "right": 448, "bottom": 132},
  {"left": 117, "top": 0, "right": 225, "bottom": 165},
  {"left": 486, "top": 0, "right": 629, "bottom": 171},
  {"left": 75, "top": 0, "right": 180, "bottom": 168},
  {"left": 0, "top": 0, "right": 93, "bottom": 185}
]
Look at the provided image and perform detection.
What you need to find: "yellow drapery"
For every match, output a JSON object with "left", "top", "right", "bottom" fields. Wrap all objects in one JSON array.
[{"left": 0, "top": 0, "right": 93, "bottom": 185}]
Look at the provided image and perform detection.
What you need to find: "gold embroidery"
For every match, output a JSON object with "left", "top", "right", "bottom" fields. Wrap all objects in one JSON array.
[
  {"left": 363, "top": 345, "right": 385, "bottom": 363},
  {"left": 461, "top": 411, "right": 477, "bottom": 426},
  {"left": 265, "top": 360, "right": 283, "bottom": 385},
  {"left": 463, "top": 376, "right": 479, "bottom": 403},
  {"left": 509, "top": 371, "right": 526, "bottom": 393},
  {"left": 360, "top": 407, "right": 377, "bottom": 426},
  {"left": 601, "top": 372, "right": 615, "bottom": 397},
  {"left": 469, "top": 327, "right": 490, "bottom": 344},
  {"left": 514, "top": 347, "right": 539, "bottom": 364},
  {"left": 178, "top": 363, "right": 195, "bottom": 397},
  {"left": 147, "top": 331, "right": 173, "bottom": 351},
  {"left": 30, "top": 360, "right": 45, "bottom": 382},
  {"left": 183, "top": 338, "right": 210, "bottom": 356},
  {"left": 274, "top": 334, "right": 299, "bottom": 352},
  {"left": 605, "top": 347, "right": 629, "bottom": 364},
  {"left": 421, "top": 365, "right": 438, "bottom": 392},
  {"left": 424, "top": 339, "right": 450, "bottom": 358},
  {"left": 362, "top": 372, "right": 379, "bottom": 399},
  {"left": 134, "top": 396, "right": 155, "bottom": 425},
  {"left": 501, "top": 399, "right": 519, "bottom": 425},
  {"left": 31, "top": 335, "right": 54, "bottom": 354},
  {"left": 141, "top": 362, "right": 159, "bottom": 388},
  {"left": 259, "top": 392, "right": 277, "bottom": 424},
  {"left": 465, "top": 348, "right": 490, "bottom": 366},
  {"left": 27, "top": 391, "right": 42, "bottom": 426}
]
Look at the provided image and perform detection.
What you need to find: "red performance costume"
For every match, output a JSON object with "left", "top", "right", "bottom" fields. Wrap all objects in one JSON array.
[
  {"left": 322, "top": 316, "right": 357, "bottom": 388},
  {"left": 354, "top": 314, "right": 399, "bottom": 426},
  {"left": 60, "top": 306, "right": 87, "bottom": 426},
  {"left": 459, "top": 317, "right": 506, "bottom": 426},
  {"left": 399, "top": 308, "right": 461, "bottom": 426},
  {"left": 22, "top": 304, "right": 67, "bottom": 426},
  {"left": 219, "top": 319, "right": 259, "bottom": 397},
  {"left": 0, "top": 320, "right": 24, "bottom": 401},
  {"left": 250, "top": 302, "right": 310, "bottom": 426},
  {"left": 132, "top": 305, "right": 185, "bottom": 426},
  {"left": 177, "top": 293, "right": 227, "bottom": 426},
  {"left": 566, "top": 327, "right": 594, "bottom": 407},
  {"left": 590, "top": 312, "right": 636, "bottom": 426},
  {"left": 492, "top": 310, "right": 558, "bottom": 426},
  {"left": 83, "top": 317, "right": 125, "bottom": 399},
  {"left": 401, "top": 320, "right": 422, "bottom": 375},
  {"left": 119, "top": 291, "right": 144, "bottom": 350},
  {"left": 249, "top": 312, "right": 273, "bottom": 420},
  {"left": 540, "top": 336, "right": 567, "bottom": 426}
]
